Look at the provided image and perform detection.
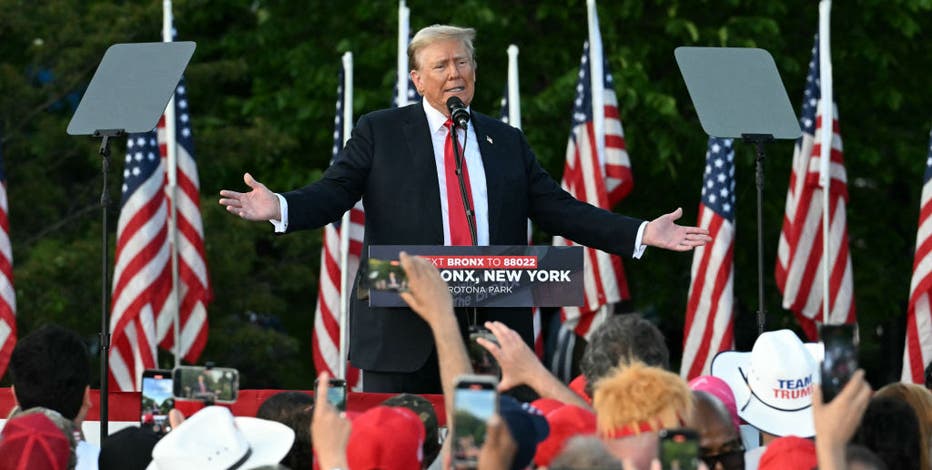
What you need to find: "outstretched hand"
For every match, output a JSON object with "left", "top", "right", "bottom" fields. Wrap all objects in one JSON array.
[
  {"left": 643, "top": 207, "right": 711, "bottom": 251},
  {"left": 219, "top": 173, "right": 281, "bottom": 221}
]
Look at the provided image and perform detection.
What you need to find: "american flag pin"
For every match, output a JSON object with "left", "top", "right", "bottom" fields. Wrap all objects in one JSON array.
[{"left": 486, "top": 135, "right": 493, "bottom": 144}]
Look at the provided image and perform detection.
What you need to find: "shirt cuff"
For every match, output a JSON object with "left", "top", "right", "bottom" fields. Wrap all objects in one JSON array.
[
  {"left": 633, "top": 221, "right": 648, "bottom": 259},
  {"left": 270, "top": 193, "right": 288, "bottom": 233}
]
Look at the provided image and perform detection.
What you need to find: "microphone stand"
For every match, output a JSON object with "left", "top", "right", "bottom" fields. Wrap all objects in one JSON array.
[
  {"left": 449, "top": 121, "right": 477, "bottom": 246},
  {"left": 449, "top": 119, "right": 480, "bottom": 328}
]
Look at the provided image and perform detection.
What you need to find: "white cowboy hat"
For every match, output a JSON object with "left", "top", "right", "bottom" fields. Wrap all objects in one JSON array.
[
  {"left": 146, "top": 406, "right": 294, "bottom": 470},
  {"left": 711, "top": 329, "right": 823, "bottom": 438}
]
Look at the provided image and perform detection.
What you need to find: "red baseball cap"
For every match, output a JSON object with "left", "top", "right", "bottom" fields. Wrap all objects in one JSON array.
[
  {"left": 347, "top": 405, "right": 426, "bottom": 470},
  {"left": 0, "top": 413, "right": 71, "bottom": 470},
  {"left": 533, "top": 405, "right": 597, "bottom": 467},
  {"left": 759, "top": 436, "right": 816, "bottom": 470}
]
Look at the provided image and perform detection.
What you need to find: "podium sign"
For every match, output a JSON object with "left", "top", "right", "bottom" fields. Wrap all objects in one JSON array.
[{"left": 368, "top": 245, "right": 583, "bottom": 308}]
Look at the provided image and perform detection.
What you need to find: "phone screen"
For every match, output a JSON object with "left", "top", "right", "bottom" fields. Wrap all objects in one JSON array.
[
  {"left": 366, "top": 258, "right": 408, "bottom": 291},
  {"left": 820, "top": 324, "right": 858, "bottom": 402},
  {"left": 659, "top": 429, "right": 699, "bottom": 470},
  {"left": 316, "top": 378, "right": 347, "bottom": 411},
  {"left": 140, "top": 370, "right": 174, "bottom": 434},
  {"left": 172, "top": 366, "right": 240, "bottom": 403},
  {"left": 452, "top": 379, "right": 497, "bottom": 467}
]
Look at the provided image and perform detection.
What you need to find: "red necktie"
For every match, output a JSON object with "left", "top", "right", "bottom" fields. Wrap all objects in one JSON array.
[{"left": 444, "top": 118, "right": 475, "bottom": 245}]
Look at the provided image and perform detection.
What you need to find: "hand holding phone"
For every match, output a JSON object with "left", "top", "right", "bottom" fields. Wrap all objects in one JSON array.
[
  {"left": 452, "top": 375, "right": 499, "bottom": 468},
  {"left": 659, "top": 428, "right": 699, "bottom": 470},
  {"left": 819, "top": 323, "right": 858, "bottom": 402}
]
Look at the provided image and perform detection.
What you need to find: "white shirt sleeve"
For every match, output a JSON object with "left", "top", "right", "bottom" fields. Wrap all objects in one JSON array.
[
  {"left": 270, "top": 193, "right": 289, "bottom": 233},
  {"left": 633, "top": 221, "right": 648, "bottom": 259}
]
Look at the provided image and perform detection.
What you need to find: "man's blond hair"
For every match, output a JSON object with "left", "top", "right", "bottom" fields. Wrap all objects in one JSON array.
[
  {"left": 593, "top": 361, "right": 694, "bottom": 438},
  {"left": 408, "top": 24, "right": 476, "bottom": 71}
]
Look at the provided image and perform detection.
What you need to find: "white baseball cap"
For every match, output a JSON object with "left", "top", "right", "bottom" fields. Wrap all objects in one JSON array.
[
  {"left": 711, "top": 329, "right": 823, "bottom": 438},
  {"left": 146, "top": 406, "right": 295, "bottom": 470}
]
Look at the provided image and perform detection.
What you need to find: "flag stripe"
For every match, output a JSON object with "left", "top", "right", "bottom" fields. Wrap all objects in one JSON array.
[
  {"left": 0, "top": 157, "right": 16, "bottom": 378},
  {"left": 902, "top": 129, "right": 932, "bottom": 383}
]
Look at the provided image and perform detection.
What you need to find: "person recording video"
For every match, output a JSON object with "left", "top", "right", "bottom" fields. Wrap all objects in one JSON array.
[{"left": 219, "top": 24, "right": 710, "bottom": 394}]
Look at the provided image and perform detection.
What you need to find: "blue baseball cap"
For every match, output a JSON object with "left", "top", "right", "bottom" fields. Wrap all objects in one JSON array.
[{"left": 499, "top": 395, "right": 550, "bottom": 469}]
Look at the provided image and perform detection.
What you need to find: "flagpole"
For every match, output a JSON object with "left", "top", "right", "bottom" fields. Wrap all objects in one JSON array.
[
  {"left": 396, "top": 1, "right": 410, "bottom": 107},
  {"left": 586, "top": 0, "right": 605, "bottom": 166},
  {"left": 507, "top": 45, "right": 521, "bottom": 129},
  {"left": 163, "top": 0, "right": 181, "bottom": 367},
  {"left": 818, "top": 0, "right": 833, "bottom": 325},
  {"left": 337, "top": 52, "right": 353, "bottom": 381}
]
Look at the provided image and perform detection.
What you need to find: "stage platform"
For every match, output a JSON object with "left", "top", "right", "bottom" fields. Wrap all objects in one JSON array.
[{"left": 0, "top": 387, "right": 446, "bottom": 446}]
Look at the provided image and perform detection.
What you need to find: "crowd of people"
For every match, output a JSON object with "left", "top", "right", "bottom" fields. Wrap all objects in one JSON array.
[{"left": 2, "top": 252, "right": 932, "bottom": 469}]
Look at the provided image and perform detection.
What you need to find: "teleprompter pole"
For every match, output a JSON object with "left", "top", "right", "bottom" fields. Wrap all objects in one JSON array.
[
  {"left": 743, "top": 133, "right": 773, "bottom": 337},
  {"left": 96, "top": 129, "right": 122, "bottom": 442}
]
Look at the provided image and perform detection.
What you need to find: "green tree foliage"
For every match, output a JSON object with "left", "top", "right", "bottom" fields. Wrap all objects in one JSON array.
[{"left": 0, "top": 0, "right": 929, "bottom": 388}]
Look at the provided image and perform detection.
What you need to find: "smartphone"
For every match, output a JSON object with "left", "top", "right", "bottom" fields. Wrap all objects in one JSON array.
[
  {"left": 451, "top": 375, "right": 499, "bottom": 468},
  {"left": 819, "top": 323, "right": 858, "bottom": 402},
  {"left": 467, "top": 327, "right": 501, "bottom": 378},
  {"left": 659, "top": 428, "right": 699, "bottom": 470},
  {"left": 314, "top": 377, "right": 347, "bottom": 412},
  {"left": 172, "top": 366, "right": 240, "bottom": 404},
  {"left": 140, "top": 369, "right": 174, "bottom": 435},
  {"left": 367, "top": 258, "right": 408, "bottom": 291}
]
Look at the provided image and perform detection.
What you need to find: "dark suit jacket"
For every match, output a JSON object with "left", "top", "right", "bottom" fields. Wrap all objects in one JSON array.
[{"left": 284, "top": 103, "right": 643, "bottom": 372}]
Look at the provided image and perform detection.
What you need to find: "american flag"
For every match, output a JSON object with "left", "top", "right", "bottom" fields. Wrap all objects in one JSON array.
[
  {"left": 500, "top": 87, "right": 543, "bottom": 359},
  {"left": 681, "top": 137, "right": 735, "bottom": 380},
  {"left": 155, "top": 76, "right": 211, "bottom": 363},
  {"left": 109, "top": 132, "right": 171, "bottom": 391},
  {"left": 312, "top": 64, "right": 364, "bottom": 389},
  {"left": 0, "top": 140, "right": 16, "bottom": 379},
  {"left": 553, "top": 40, "right": 633, "bottom": 341},
  {"left": 775, "top": 35, "right": 855, "bottom": 340},
  {"left": 902, "top": 128, "right": 932, "bottom": 383}
]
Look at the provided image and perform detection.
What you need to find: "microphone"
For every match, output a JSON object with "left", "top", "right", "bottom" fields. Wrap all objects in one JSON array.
[{"left": 446, "top": 96, "right": 470, "bottom": 129}]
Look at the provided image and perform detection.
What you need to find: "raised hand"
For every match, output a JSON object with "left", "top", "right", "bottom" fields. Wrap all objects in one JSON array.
[
  {"left": 398, "top": 251, "right": 455, "bottom": 327},
  {"left": 311, "top": 371, "right": 352, "bottom": 470},
  {"left": 643, "top": 207, "right": 712, "bottom": 251},
  {"left": 475, "top": 320, "right": 541, "bottom": 392},
  {"left": 218, "top": 173, "right": 281, "bottom": 221},
  {"left": 812, "top": 369, "right": 872, "bottom": 470}
]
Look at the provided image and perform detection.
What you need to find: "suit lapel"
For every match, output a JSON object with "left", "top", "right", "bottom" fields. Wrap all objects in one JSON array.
[
  {"left": 401, "top": 104, "right": 444, "bottom": 243},
  {"left": 472, "top": 112, "right": 505, "bottom": 244}
]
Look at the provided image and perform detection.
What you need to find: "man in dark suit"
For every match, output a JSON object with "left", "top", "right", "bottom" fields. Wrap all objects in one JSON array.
[{"left": 220, "top": 25, "right": 710, "bottom": 393}]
